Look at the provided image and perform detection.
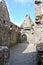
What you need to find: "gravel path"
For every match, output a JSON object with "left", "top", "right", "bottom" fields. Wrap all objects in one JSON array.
[{"left": 9, "top": 43, "right": 37, "bottom": 65}]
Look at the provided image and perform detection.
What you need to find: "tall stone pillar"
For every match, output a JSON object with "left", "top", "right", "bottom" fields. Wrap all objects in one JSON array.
[
  {"left": 41, "top": 3, "right": 43, "bottom": 24},
  {"left": 35, "top": 0, "right": 42, "bottom": 23},
  {"left": 34, "top": 0, "right": 43, "bottom": 45}
]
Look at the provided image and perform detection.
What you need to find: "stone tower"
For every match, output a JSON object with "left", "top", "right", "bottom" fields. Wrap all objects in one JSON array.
[
  {"left": 35, "top": 0, "right": 42, "bottom": 24},
  {"left": 34, "top": 0, "right": 43, "bottom": 45},
  {"left": 41, "top": 2, "right": 43, "bottom": 23},
  {"left": 0, "top": 0, "right": 10, "bottom": 26}
]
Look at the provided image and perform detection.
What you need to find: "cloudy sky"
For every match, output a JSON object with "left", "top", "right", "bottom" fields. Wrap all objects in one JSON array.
[{"left": 5, "top": 0, "right": 35, "bottom": 26}]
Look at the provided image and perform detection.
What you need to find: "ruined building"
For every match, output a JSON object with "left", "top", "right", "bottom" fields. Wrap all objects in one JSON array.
[
  {"left": 0, "top": 0, "right": 10, "bottom": 26},
  {"left": 34, "top": 0, "right": 43, "bottom": 45},
  {"left": 0, "top": 0, "right": 10, "bottom": 46},
  {"left": 0, "top": 0, "right": 43, "bottom": 47},
  {"left": 0, "top": 0, "right": 20, "bottom": 47},
  {"left": 20, "top": 0, "right": 43, "bottom": 45},
  {"left": 20, "top": 14, "right": 35, "bottom": 44},
  {"left": 35, "top": 0, "right": 42, "bottom": 24}
]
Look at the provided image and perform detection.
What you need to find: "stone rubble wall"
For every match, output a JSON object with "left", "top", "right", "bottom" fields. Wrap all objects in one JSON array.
[
  {"left": 0, "top": 0, "right": 43, "bottom": 47},
  {"left": 34, "top": 24, "right": 43, "bottom": 45},
  {"left": 0, "top": 25, "right": 20, "bottom": 47},
  {"left": 0, "top": 46, "right": 10, "bottom": 65},
  {"left": 20, "top": 28, "right": 35, "bottom": 44},
  {"left": 0, "top": 25, "right": 9, "bottom": 46}
]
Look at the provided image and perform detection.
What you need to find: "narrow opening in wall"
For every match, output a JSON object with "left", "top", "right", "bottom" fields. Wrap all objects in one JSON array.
[
  {"left": 35, "top": 22, "right": 41, "bottom": 24},
  {"left": 35, "top": 1, "right": 41, "bottom": 4},
  {"left": 3, "top": 20, "right": 5, "bottom": 24}
]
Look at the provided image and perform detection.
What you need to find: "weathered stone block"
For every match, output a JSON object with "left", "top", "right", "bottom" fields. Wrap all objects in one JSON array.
[{"left": 0, "top": 46, "right": 10, "bottom": 65}]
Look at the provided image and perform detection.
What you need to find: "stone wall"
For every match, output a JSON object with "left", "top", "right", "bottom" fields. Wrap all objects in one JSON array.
[
  {"left": 0, "top": 24, "right": 20, "bottom": 47},
  {"left": 0, "top": 0, "right": 10, "bottom": 26},
  {"left": 0, "top": 0, "right": 21, "bottom": 47},
  {"left": 20, "top": 14, "right": 35, "bottom": 44},
  {"left": 35, "top": 0, "right": 41, "bottom": 17},
  {"left": 0, "top": 25, "right": 10, "bottom": 46},
  {"left": 34, "top": 0, "right": 43, "bottom": 45},
  {"left": 20, "top": 27, "right": 35, "bottom": 44},
  {"left": 34, "top": 23, "right": 43, "bottom": 45},
  {"left": 9, "top": 29, "right": 20, "bottom": 46}
]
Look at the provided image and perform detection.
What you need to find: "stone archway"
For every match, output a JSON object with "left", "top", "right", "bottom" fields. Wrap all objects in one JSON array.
[{"left": 21, "top": 34, "right": 27, "bottom": 43}]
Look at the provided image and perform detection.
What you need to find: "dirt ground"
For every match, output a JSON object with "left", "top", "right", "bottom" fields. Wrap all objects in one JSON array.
[{"left": 9, "top": 43, "right": 37, "bottom": 65}]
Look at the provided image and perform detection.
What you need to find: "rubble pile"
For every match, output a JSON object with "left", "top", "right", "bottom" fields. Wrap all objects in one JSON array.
[{"left": 0, "top": 46, "right": 10, "bottom": 65}]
